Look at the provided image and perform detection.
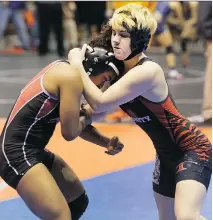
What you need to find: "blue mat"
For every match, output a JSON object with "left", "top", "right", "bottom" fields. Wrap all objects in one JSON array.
[{"left": 0, "top": 162, "right": 211, "bottom": 220}]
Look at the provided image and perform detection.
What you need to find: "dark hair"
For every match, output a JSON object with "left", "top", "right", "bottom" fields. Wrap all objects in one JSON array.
[{"left": 87, "top": 23, "right": 113, "bottom": 52}]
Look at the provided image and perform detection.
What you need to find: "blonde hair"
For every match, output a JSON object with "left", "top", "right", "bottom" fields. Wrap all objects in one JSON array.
[{"left": 109, "top": 3, "right": 157, "bottom": 34}]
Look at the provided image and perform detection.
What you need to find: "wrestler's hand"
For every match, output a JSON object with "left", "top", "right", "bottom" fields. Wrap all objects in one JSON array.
[
  {"left": 105, "top": 136, "right": 124, "bottom": 156},
  {"left": 81, "top": 103, "right": 106, "bottom": 121},
  {"left": 68, "top": 44, "right": 87, "bottom": 66},
  {"left": 81, "top": 103, "right": 95, "bottom": 116},
  {"left": 79, "top": 108, "right": 92, "bottom": 130}
]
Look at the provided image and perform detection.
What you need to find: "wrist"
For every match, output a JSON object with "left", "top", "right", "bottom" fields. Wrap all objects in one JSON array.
[
  {"left": 70, "top": 60, "right": 82, "bottom": 69},
  {"left": 102, "top": 136, "right": 111, "bottom": 147},
  {"left": 75, "top": 62, "right": 86, "bottom": 75},
  {"left": 80, "top": 115, "right": 92, "bottom": 130}
]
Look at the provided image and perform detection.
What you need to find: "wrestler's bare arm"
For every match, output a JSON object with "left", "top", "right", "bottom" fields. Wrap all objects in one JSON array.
[
  {"left": 78, "top": 61, "right": 161, "bottom": 113},
  {"left": 54, "top": 63, "right": 91, "bottom": 141}
]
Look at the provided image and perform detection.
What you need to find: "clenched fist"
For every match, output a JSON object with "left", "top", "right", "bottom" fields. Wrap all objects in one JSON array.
[{"left": 105, "top": 136, "right": 124, "bottom": 155}]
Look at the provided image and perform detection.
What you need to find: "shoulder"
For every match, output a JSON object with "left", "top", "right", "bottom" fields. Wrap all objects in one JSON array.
[
  {"left": 52, "top": 61, "right": 80, "bottom": 79},
  {"left": 132, "top": 60, "right": 164, "bottom": 79},
  {"left": 50, "top": 61, "right": 82, "bottom": 90},
  {"left": 51, "top": 61, "right": 71, "bottom": 74},
  {"left": 142, "top": 60, "right": 163, "bottom": 72},
  {"left": 119, "top": 60, "right": 164, "bottom": 90}
]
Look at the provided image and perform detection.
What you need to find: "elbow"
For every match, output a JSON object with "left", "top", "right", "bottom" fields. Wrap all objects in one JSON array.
[{"left": 62, "top": 131, "right": 78, "bottom": 141}]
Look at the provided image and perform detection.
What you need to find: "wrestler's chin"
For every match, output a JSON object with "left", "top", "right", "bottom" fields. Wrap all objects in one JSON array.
[{"left": 114, "top": 53, "right": 125, "bottom": 61}]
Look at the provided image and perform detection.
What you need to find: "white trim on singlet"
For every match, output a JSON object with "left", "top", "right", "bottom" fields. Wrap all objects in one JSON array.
[
  {"left": 1, "top": 60, "right": 61, "bottom": 175},
  {"left": 1, "top": 133, "right": 19, "bottom": 175},
  {"left": 21, "top": 75, "right": 42, "bottom": 94},
  {"left": 40, "top": 61, "right": 63, "bottom": 100},
  {"left": 21, "top": 97, "right": 59, "bottom": 168},
  {"left": 1, "top": 89, "right": 44, "bottom": 175},
  {"left": 2, "top": 97, "right": 59, "bottom": 175},
  {"left": 7, "top": 89, "right": 43, "bottom": 129},
  {"left": 6, "top": 60, "right": 61, "bottom": 128},
  {"left": 20, "top": 60, "right": 59, "bottom": 95}
]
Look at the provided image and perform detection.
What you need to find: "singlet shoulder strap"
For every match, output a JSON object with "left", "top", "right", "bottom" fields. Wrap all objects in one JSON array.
[
  {"left": 135, "top": 57, "right": 153, "bottom": 67},
  {"left": 60, "top": 60, "right": 70, "bottom": 64}
]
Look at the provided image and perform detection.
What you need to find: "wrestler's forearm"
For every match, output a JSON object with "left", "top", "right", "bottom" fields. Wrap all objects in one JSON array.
[
  {"left": 79, "top": 125, "right": 110, "bottom": 148},
  {"left": 76, "top": 64, "right": 103, "bottom": 111}
]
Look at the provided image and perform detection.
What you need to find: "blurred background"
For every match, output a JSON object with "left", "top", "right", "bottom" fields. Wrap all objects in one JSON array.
[
  {"left": 0, "top": 1, "right": 211, "bottom": 124},
  {"left": 0, "top": 1, "right": 212, "bottom": 219}
]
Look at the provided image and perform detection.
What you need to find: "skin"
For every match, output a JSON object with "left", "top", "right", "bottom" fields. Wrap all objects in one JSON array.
[
  {"left": 68, "top": 44, "right": 167, "bottom": 114},
  {"left": 13, "top": 60, "right": 124, "bottom": 220},
  {"left": 68, "top": 27, "right": 208, "bottom": 219},
  {"left": 153, "top": 2, "right": 185, "bottom": 69},
  {"left": 111, "top": 29, "right": 132, "bottom": 61},
  {"left": 43, "top": 62, "right": 117, "bottom": 140}
]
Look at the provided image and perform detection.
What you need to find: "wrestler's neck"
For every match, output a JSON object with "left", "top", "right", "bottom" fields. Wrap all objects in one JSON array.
[{"left": 124, "top": 52, "right": 146, "bottom": 72}]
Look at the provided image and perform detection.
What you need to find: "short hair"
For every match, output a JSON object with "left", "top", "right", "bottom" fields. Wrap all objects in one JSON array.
[{"left": 109, "top": 3, "right": 157, "bottom": 34}]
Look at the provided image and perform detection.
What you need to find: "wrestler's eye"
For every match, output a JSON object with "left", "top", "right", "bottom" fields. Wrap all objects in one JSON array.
[
  {"left": 112, "top": 30, "right": 116, "bottom": 36},
  {"left": 120, "top": 32, "right": 130, "bottom": 38}
]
